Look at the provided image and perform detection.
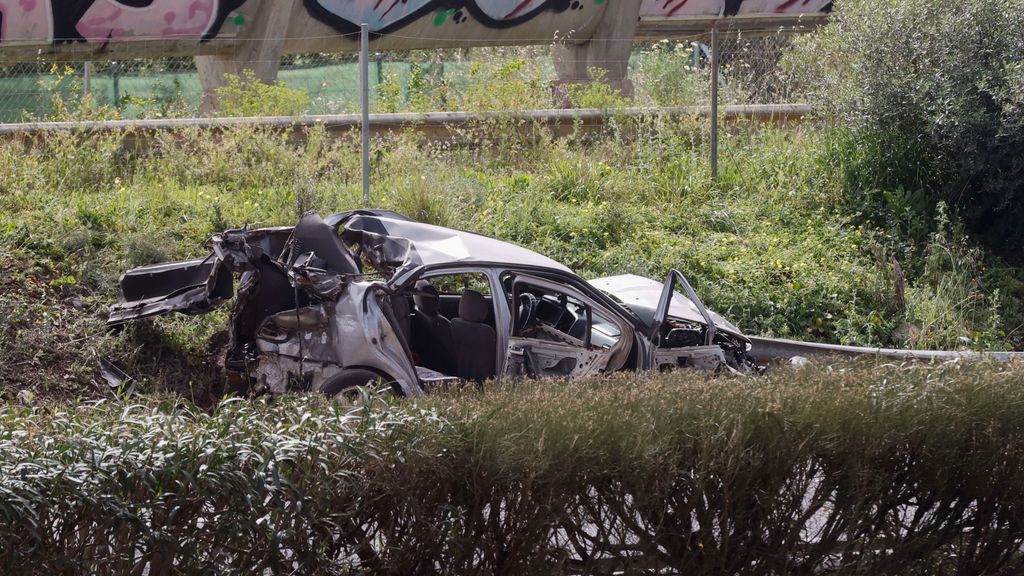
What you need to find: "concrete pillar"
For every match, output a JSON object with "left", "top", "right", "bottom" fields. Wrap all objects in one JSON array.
[
  {"left": 551, "top": 0, "right": 641, "bottom": 104},
  {"left": 195, "top": 0, "right": 296, "bottom": 115}
]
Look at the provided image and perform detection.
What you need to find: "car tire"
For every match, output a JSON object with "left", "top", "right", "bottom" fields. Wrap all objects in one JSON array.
[{"left": 320, "top": 368, "right": 397, "bottom": 402}]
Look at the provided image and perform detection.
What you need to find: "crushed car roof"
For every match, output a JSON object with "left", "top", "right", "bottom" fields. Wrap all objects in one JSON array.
[{"left": 329, "top": 210, "right": 572, "bottom": 278}]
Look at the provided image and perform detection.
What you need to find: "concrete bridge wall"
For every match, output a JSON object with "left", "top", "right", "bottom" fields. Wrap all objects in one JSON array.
[{"left": 0, "top": 0, "right": 830, "bottom": 110}]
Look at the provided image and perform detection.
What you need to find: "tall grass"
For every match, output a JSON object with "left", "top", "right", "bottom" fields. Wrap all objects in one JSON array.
[
  {"left": 2, "top": 362, "right": 1024, "bottom": 574},
  {"left": 0, "top": 112, "right": 1016, "bottom": 399}
]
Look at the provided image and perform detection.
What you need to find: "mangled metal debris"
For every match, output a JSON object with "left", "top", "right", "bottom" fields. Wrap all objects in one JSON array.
[{"left": 108, "top": 210, "right": 765, "bottom": 397}]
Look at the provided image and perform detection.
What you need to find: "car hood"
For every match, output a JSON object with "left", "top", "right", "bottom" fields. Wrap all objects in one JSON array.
[{"left": 588, "top": 274, "right": 747, "bottom": 341}]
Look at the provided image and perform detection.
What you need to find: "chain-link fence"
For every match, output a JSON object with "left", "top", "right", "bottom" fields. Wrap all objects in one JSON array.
[{"left": 0, "top": 31, "right": 806, "bottom": 123}]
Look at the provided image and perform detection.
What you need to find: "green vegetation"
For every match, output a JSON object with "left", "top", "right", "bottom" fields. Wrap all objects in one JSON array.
[
  {"left": 0, "top": 7, "right": 1022, "bottom": 571},
  {"left": 3, "top": 363, "right": 1024, "bottom": 573},
  {"left": 214, "top": 70, "right": 311, "bottom": 117},
  {"left": 0, "top": 0, "right": 1016, "bottom": 410},
  {"left": 0, "top": 45, "right": 715, "bottom": 121},
  {"left": 791, "top": 0, "right": 1024, "bottom": 254},
  {"left": 0, "top": 101, "right": 1019, "bottom": 398}
]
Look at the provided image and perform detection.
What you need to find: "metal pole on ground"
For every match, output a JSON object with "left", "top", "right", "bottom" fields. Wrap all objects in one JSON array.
[
  {"left": 360, "top": 23, "right": 371, "bottom": 206},
  {"left": 710, "top": 25, "right": 719, "bottom": 181}
]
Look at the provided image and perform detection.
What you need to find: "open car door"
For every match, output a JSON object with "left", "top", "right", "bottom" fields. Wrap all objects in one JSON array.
[
  {"left": 505, "top": 274, "right": 632, "bottom": 379},
  {"left": 107, "top": 255, "right": 233, "bottom": 325},
  {"left": 647, "top": 268, "right": 738, "bottom": 371}
]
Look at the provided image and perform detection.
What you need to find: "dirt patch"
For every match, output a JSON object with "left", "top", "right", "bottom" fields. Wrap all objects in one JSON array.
[{"left": 0, "top": 252, "right": 227, "bottom": 405}]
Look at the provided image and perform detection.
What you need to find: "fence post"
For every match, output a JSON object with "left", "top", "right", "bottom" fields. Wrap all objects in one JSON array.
[
  {"left": 360, "top": 23, "right": 370, "bottom": 206},
  {"left": 83, "top": 61, "right": 92, "bottom": 99},
  {"left": 111, "top": 61, "right": 120, "bottom": 109},
  {"left": 710, "top": 25, "right": 719, "bottom": 181}
]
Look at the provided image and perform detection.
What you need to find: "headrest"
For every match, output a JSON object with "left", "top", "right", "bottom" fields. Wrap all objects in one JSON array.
[
  {"left": 459, "top": 289, "right": 488, "bottom": 324},
  {"left": 413, "top": 281, "right": 440, "bottom": 316}
]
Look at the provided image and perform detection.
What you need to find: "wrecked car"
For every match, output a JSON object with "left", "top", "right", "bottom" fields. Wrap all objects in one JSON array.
[{"left": 108, "top": 210, "right": 761, "bottom": 397}]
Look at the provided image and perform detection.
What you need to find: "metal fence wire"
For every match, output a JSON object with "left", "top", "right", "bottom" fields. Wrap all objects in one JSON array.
[{"left": 0, "top": 32, "right": 804, "bottom": 123}]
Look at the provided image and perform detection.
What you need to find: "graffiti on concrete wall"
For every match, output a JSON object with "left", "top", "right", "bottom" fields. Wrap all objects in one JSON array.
[
  {"left": 0, "top": 0, "right": 53, "bottom": 43},
  {"left": 0, "top": 0, "right": 592, "bottom": 44},
  {"left": 0, "top": 0, "right": 244, "bottom": 44},
  {"left": 0, "top": 0, "right": 831, "bottom": 47},
  {"left": 77, "top": 0, "right": 245, "bottom": 42},
  {"left": 640, "top": 0, "right": 830, "bottom": 18},
  {"left": 304, "top": 0, "right": 595, "bottom": 34}
]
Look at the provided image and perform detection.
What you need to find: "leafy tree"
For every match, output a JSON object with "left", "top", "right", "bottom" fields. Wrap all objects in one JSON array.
[{"left": 791, "top": 0, "right": 1024, "bottom": 253}]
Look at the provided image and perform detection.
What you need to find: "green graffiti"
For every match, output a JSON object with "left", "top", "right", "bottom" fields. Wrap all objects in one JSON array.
[
  {"left": 231, "top": 13, "right": 245, "bottom": 26},
  {"left": 594, "top": 0, "right": 606, "bottom": 4},
  {"left": 433, "top": 8, "right": 456, "bottom": 26}
]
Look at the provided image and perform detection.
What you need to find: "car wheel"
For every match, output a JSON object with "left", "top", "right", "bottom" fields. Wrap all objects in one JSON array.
[{"left": 320, "top": 368, "right": 396, "bottom": 403}]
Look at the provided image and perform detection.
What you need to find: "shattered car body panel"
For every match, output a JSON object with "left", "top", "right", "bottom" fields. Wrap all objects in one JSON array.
[
  {"left": 108, "top": 210, "right": 761, "bottom": 396},
  {"left": 107, "top": 257, "right": 233, "bottom": 324},
  {"left": 248, "top": 282, "right": 418, "bottom": 396}
]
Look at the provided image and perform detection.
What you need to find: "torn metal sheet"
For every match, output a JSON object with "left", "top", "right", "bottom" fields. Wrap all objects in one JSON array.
[
  {"left": 107, "top": 256, "right": 233, "bottom": 325},
  {"left": 99, "top": 357, "right": 136, "bottom": 396},
  {"left": 331, "top": 210, "right": 572, "bottom": 280}
]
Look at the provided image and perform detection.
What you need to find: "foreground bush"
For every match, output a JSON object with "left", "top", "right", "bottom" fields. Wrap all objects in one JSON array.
[{"left": 2, "top": 363, "right": 1024, "bottom": 574}]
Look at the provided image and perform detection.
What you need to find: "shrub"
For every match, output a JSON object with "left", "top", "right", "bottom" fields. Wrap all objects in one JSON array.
[
  {"left": 2, "top": 364, "right": 1024, "bottom": 574},
  {"left": 453, "top": 52, "right": 549, "bottom": 112},
  {"left": 214, "top": 69, "right": 310, "bottom": 117},
  {"left": 633, "top": 40, "right": 709, "bottom": 106},
  {"left": 791, "top": 0, "right": 1024, "bottom": 253}
]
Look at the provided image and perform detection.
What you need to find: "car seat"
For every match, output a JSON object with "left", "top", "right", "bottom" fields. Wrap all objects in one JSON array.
[
  {"left": 450, "top": 289, "right": 496, "bottom": 383},
  {"left": 411, "top": 281, "right": 457, "bottom": 375}
]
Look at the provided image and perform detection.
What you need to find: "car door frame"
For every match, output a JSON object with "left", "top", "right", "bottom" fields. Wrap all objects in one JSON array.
[
  {"left": 397, "top": 265, "right": 511, "bottom": 380},
  {"left": 502, "top": 271, "right": 633, "bottom": 379}
]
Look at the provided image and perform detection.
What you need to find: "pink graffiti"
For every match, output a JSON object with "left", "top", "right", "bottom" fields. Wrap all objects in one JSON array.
[
  {"left": 639, "top": 0, "right": 830, "bottom": 17},
  {"left": 76, "top": 0, "right": 218, "bottom": 42},
  {"left": 0, "top": 0, "right": 52, "bottom": 43}
]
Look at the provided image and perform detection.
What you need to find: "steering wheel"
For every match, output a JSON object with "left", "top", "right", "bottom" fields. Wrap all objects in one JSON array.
[{"left": 515, "top": 292, "right": 539, "bottom": 336}]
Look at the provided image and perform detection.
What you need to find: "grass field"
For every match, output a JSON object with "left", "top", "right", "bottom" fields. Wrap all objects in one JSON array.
[
  {"left": 0, "top": 46, "right": 707, "bottom": 121},
  {"left": 0, "top": 111, "right": 1018, "bottom": 401},
  {"left": 0, "top": 61, "right": 386, "bottom": 121}
]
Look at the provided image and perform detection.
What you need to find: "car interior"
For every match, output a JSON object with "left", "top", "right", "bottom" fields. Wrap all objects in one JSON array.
[
  {"left": 394, "top": 273, "right": 499, "bottom": 383},
  {"left": 508, "top": 278, "right": 622, "bottom": 350}
]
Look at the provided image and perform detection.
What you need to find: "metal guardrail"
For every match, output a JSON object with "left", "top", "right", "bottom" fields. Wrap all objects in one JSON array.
[
  {"left": 636, "top": 14, "right": 829, "bottom": 40},
  {"left": 749, "top": 336, "right": 1024, "bottom": 363},
  {"left": 0, "top": 104, "right": 812, "bottom": 143}
]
